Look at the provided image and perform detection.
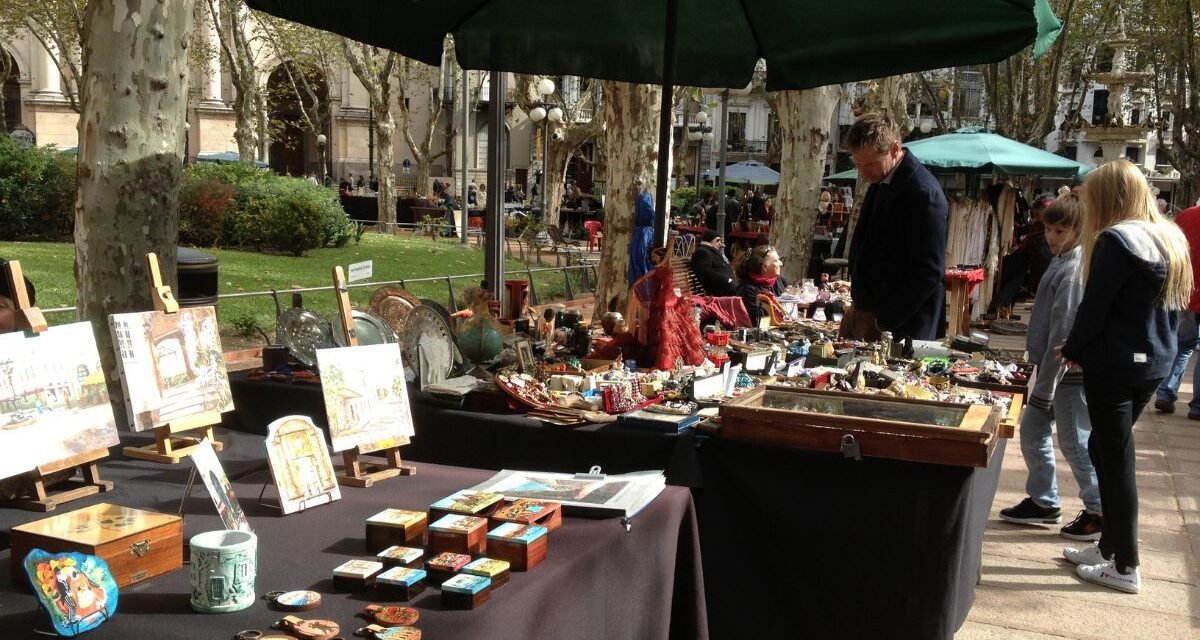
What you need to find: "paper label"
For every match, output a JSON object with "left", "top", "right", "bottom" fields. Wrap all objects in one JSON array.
[{"left": 348, "top": 260, "right": 373, "bottom": 282}]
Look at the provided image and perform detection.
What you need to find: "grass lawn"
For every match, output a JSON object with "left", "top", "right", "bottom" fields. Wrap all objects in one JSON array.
[{"left": 0, "top": 232, "right": 591, "bottom": 341}]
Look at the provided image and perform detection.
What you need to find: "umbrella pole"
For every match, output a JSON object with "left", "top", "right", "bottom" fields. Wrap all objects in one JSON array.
[
  {"left": 716, "top": 89, "right": 730, "bottom": 245},
  {"left": 485, "top": 71, "right": 507, "bottom": 309},
  {"left": 652, "top": 0, "right": 680, "bottom": 248}
]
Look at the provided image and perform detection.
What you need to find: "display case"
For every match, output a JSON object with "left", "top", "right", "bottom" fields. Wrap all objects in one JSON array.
[{"left": 719, "top": 386, "right": 998, "bottom": 467}]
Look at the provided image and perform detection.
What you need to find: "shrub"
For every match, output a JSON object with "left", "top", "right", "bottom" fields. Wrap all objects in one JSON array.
[
  {"left": 179, "top": 178, "right": 235, "bottom": 247},
  {"left": 0, "top": 136, "right": 77, "bottom": 241},
  {"left": 671, "top": 185, "right": 728, "bottom": 218}
]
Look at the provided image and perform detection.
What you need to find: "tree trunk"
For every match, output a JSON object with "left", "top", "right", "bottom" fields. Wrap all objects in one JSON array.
[
  {"left": 75, "top": 0, "right": 194, "bottom": 421},
  {"left": 220, "top": 0, "right": 258, "bottom": 165},
  {"left": 593, "top": 81, "right": 661, "bottom": 322},
  {"left": 376, "top": 109, "right": 397, "bottom": 225},
  {"left": 231, "top": 79, "right": 258, "bottom": 164},
  {"left": 544, "top": 140, "right": 569, "bottom": 229},
  {"left": 768, "top": 87, "right": 840, "bottom": 282}
]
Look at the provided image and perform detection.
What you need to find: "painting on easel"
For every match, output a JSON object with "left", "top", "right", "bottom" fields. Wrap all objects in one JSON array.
[
  {"left": 190, "top": 438, "right": 252, "bottom": 532},
  {"left": 0, "top": 322, "right": 120, "bottom": 480},
  {"left": 316, "top": 343, "right": 414, "bottom": 452},
  {"left": 264, "top": 415, "right": 340, "bottom": 514},
  {"left": 107, "top": 306, "right": 232, "bottom": 432}
]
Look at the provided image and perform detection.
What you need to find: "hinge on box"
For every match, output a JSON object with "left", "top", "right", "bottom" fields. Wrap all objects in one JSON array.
[
  {"left": 840, "top": 434, "right": 862, "bottom": 461},
  {"left": 130, "top": 539, "right": 151, "bottom": 557}
]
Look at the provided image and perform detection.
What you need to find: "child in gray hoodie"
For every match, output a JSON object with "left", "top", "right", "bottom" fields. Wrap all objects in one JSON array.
[{"left": 1000, "top": 194, "right": 1103, "bottom": 541}]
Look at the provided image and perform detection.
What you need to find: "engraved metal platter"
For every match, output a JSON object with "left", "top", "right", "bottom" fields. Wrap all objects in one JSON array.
[
  {"left": 419, "top": 298, "right": 454, "bottom": 328},
  {"left": 277, "top": 307, "right": 335, "bottom": 367},
  {"left": 369, "top": 286, "right": 422, "bottom": 339},
  {"left": 332, "top": 308, "right": 397, "bottom": 347},
  {"left": 402, "top": 305, "right": 455, "bottom": 383}
]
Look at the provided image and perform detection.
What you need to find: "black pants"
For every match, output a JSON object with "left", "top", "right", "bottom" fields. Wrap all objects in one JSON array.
[{"left": 1082, "top": 374, "right": 1161, "bottom": 572}]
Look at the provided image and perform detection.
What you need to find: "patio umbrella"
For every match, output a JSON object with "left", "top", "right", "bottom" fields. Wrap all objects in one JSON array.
[
  {"left": 702, "top": 160, "right": 780, "bottom": 185},
  {"left": 246, "top": 0, "right": 1061, "bottom": 241},
  {"left": 196, "top": 151, "right": 270, "bottom": 169}
]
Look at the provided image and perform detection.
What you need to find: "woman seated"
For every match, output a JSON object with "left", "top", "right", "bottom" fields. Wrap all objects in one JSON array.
[{"left": 734, "top": 245, "right": 788, "bottom": 327}]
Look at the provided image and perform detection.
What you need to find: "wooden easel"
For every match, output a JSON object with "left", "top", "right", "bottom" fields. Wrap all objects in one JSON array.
[
  {"left": 329, "top": 266, "right": 415, "bottom": 487},
  {"left": 0, "top": 260, "right": 113, "bottom": 511},
  {"left": 122, "top": 253, "right": 225, "bottom": 464}
]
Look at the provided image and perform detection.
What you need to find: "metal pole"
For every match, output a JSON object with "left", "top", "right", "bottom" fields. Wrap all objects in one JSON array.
[
  {"left": 542, "top": 121, "right": 549, "bottom": 224},
  {"left": 715, "top": 89, "right": 730, "bottom": 244},
  {"left": 693, "top": 138, "right": 702, "bottom": 191},
  {"left": 653, "top": 0, "right": 680, "bottom": 248},
  {"left": 460, "top": 60, "right": 470, "bottom": 245},
  {"left": 485, "top": 71, "right": 507, "bottom": 310}
]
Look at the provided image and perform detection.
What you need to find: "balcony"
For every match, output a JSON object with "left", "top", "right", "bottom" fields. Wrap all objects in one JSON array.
[{"left": 726, "top": 139, "right": 769, "bottom": 154}]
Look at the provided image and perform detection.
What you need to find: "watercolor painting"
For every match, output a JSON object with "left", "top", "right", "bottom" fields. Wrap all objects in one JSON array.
[
  {"left": 316, "top": 343, "right": 414, "bottom": 452},
  {"left": 24, "top": 549, "right": 119, "bottom": 637},
  {"left": 0, "top": 322, "right": 120, "bottom": 480},
  {"left": 264, "top": 415, "right": 340, "bottom": 514},
  {"left": 190, "top": 439, "right": 252, "bottom": 533},
  {"left": 108, "top": 306, "right": 233, "bottom": 432}
]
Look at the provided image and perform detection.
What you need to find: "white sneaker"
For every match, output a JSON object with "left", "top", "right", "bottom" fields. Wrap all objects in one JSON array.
[
  {"left": 1063, "top": 544, "right": 1108, "bottom": 566},
  {"left": 1076, "top": 561, "right": 1141, "bottom": 594}
]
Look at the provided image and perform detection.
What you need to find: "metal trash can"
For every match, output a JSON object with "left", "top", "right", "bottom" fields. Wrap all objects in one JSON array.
[{"left": 176, "top": 247, "right": 219, "bottom": 308}]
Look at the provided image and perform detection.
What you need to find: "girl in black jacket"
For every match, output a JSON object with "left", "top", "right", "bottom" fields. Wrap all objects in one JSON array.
[{"left": 1059, "top": 160, "right": 1193, "bottom": 594}]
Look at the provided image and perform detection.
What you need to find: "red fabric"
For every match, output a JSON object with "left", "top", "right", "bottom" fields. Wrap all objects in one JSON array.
[
  {"left": 642, "top": 264, "right": 706, "bottom": 371},
  {"left": 695, "top": 296, "right": 752, "bottom": 328},
  {"left": 945, "top": 267, "right": 986, "bottom": 295},
  {"left": 749, "top": 273, "right": 779, "bottom": 288},
  {"left": 1175, "top": 206, "right": 1200, "bottom": 312}
]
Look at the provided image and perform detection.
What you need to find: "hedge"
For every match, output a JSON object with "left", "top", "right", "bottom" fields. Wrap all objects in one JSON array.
[{"left": 0, "top": 135, "right": 76, "bottom": 241}]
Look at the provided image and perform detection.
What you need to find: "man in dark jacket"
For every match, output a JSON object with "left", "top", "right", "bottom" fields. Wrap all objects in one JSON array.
[
  {"left": 690, "top": 230, "right": 737, "bottom": 296},
  {"left": 846, "top": 112, "right": 948, "bottom": 340}
]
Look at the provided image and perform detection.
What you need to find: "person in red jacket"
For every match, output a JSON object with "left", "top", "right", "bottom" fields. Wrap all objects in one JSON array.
[{"left": 1153, "top": 204, "right": 1200, "bottom": 418}]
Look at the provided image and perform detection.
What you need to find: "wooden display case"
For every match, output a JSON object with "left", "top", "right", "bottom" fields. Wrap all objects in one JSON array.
[{"left": 719, "top": 386, "right": 998, "bottom": 467}]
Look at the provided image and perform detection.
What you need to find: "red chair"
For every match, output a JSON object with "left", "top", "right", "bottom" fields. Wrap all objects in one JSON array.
[{"left": 584, "top": 220, "right": 604, "bottom": 252}]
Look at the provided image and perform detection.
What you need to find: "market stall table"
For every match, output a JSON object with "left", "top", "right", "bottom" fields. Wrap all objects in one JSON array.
[{"left": 0, "top": 430, "right": 707, "bottom": 640}]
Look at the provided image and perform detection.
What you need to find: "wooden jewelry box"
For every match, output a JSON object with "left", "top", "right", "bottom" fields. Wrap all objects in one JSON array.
[
  {"left": 461, "top": 557, "right": 510, "bottom": 589},
  {"left": 719, "top": 385, "right": 999, "bottom": 467},
  {"left": 365, "top": 509, "right": 427, "bottom": 552},
  {"left": 424, "top": 552, "right": 471, "bottom": 585},
  {"left": 9, "top": 502, "right": 183, "bottom": 588},
  {"left": 376, "top": 545, "right": 424, "bottom": 569},
  {"left": 332, "top": 559, "right": 384, "bottom": 591},
  {"left": 428, "top": 490, "right": 504, "bottom": 523},
  {"left": 427, "top": 514, "right": 488, "bottom": 556},
  {"left": 440, "top": 573, "right": 492, "bottom": 610},
  {"left": 486, "top": 523, "right": 548, "bottom": 571},
  {"left": 375, "top": 566, "right": 427, "bottom": 601},
  {"left": 489, "top": 498, "right": 563, "bottom": 532}
]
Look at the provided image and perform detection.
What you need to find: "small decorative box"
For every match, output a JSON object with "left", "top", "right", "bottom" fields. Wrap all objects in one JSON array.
[
  {"left": 489, "top": 498, "right": 563, "bottom": 532},
  {"left": 428, "top": 490, "right": 505, "bottom": 523},
  {"left": 486, "top": 523, "right": 548, "bottom": 571},
  {"left": 440, "top": 573, "right": 492, "bottom": 610},
  {"left": 461, "top": 557, "right": 510, "bottom": 590},
  {"left": 424, "top": 551, "right": 472, "bottom": 586},
  {"left": 332, "top": 559, "right": 384, "bottom": 591},
  {"left": 376, "top": 545, "right": 424, "bottom": 568},
  {"left": 365, "top": 509, "right": 428, "bottom": 552},
  {"left": 427, "top": 514, "right": 488, "bottom": 556},
  {"left": 375, "top": 566, "right": 427, "bottom": 601}
]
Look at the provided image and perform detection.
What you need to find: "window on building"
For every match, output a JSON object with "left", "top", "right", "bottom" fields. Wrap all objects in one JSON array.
[
  {"left": 1091, "top": 89, "right": 1109, "bottom": 125},
  {"left": 1058, "top": 144, "right": 1078, "bottom": 160},
  {"left": 953, "top": 71, "right": 983, "bottom": 119},
  {"left": 476, "top": 126, "right": 488, "bottom": 168},
  {"left": 767, "top": 112, "right": 779, "bottom": 150},
  {"left": 1125, "top": 146, "right": 1140, "bottom": 163},
  {"left": 728, "top": 111, "right": 747, "bottom": 146}
]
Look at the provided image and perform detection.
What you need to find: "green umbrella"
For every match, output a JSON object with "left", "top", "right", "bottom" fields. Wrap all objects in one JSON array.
[{"left": 246, "top": 0, "right": 1060, "bottom": 91}]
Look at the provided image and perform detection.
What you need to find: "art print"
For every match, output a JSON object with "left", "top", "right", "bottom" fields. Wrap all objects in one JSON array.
[
  {"left": 514, "top": 339, "right": 535, "bottom": 373},
  {"left": 0, "top": 322, "right": 120, "bottom": 480},
  {"left": 264, "top": 415, "right": 340, "bottom": 514},
  {"left": 24, "top": 549, "right": 118, "bottom": 637},
  {"left": 190, "top": 438, "right": 252, "bottom": 533},
  {"left": 316, "top": 343, "right": 414, "bottom": 452},
  {"left": 108, "top": 306, "right": 233, "bottom": 431}
]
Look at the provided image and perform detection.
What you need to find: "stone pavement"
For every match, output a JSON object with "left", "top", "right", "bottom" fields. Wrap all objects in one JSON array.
[{"left": 957, "top": 332, "right": 1200, "bottom": 639}]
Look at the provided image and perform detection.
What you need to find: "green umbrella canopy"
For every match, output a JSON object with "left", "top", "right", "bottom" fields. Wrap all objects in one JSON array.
[
  {"left": 245, "top": 0, "right": 1061, "bottom": 91},
  {"left": 828, "top": 129, "right": 1090, "bottom": 180}
]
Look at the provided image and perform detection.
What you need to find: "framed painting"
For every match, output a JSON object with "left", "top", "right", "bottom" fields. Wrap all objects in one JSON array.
[
  {"left": 107, "top": 306, "right": 233, "bottom": 432},
  {"left": 514, "top": 339, "right": 535, "bottom": 374},
  {"left": 264, "top": 415, "right": 340, "bottom": 514},
  {"left": 0, "top": 321, "right": 120, "bottom": 480},
  {"left": 316, "top": 343, "right": 414, "bottom": 453},
  {"left": 190, "top": 439, "right": 252, "bottom": 533}
]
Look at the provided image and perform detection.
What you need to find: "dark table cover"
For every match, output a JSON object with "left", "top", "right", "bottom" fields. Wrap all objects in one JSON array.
[{"left": 0, "top": 430, "right": 707, "bottom": 640}]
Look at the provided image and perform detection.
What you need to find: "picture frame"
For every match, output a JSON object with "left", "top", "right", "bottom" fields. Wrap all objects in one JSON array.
[
  {"left": 264, "top": 415, "right": 341, "bottom": 515},
  {"left": 515, "top": 339, "right": 535, "bottom": 374},
  {"left": 190, "top": 439, "right": 252, "bottom": 532},
  {"left": 316, "top": 343, "right": 415, "bottom": 453}
]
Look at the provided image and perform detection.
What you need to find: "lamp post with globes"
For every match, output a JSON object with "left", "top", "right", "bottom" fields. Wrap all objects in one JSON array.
[
  {"left": 316, "top": 133, "right": 327, "bottom": 185},
  {"left": 527, "top": 78, "right": 564, "bottom": 222},
  {"left": 688, "top": 111, "right": 714, "bottom": 191}
]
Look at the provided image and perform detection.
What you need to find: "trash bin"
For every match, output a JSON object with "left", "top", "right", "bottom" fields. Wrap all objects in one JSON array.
[{"left": 176, "top": 247, "right": 219, "bottom": 308}]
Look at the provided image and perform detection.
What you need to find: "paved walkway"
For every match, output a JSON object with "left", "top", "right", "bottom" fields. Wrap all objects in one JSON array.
[{"left": 958, "top": 331, "right": 1200, "bottom": 639}]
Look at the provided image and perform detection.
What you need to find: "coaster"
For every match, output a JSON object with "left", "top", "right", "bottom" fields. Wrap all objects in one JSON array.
[{"left": 263, "top": 590, "right": 322, "bottom": 612}]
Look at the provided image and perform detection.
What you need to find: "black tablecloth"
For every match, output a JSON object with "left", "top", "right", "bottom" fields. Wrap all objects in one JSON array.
[{"left": 0, "top": 430, "right": 707, "bottom": 640}]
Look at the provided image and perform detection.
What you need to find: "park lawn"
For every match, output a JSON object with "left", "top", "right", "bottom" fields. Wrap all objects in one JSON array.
[{"left": 0, "top": 233, "right": 586, "bottom": 339}]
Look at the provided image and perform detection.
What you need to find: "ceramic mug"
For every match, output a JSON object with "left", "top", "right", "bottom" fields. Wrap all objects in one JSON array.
[{"left": 190, "top": 530, "right": 257, "bottom": 613}]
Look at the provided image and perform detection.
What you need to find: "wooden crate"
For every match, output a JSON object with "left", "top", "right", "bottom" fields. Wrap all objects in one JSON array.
[
  {"left": 719, "top": 386, "right": 998, "bottom": 467},
  {"left": 10, "top": 503, "right": 183, "bottom": 588}
]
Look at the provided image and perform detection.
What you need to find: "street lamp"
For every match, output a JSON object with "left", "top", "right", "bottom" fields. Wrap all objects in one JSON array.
[
  {"left": 528, "top": 78, "right": 563, "bottom": 221},
  {"left": 316, "top": 133, "right": 327, "bottom": 185},
  {"left": 688, "top": 111, "right": 714, "bottom": 192}
]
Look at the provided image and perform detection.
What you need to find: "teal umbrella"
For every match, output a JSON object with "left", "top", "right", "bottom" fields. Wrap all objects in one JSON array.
[
  {"left": 196, "top": 151, "right": 270, "bottom": 169},
  {"left": 702, "top": 160, "right": 779, "bottom": 185},
  {"left": 827, "top": 129, "right": 1090, "bottom": 180}
]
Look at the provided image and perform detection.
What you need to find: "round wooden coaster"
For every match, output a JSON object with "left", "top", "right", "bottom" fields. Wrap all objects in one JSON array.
[
  {"left": 364, "top": 604, "right": 419, "bottom": 626},
  {"left": 266, "top": 590, "right": 323, "bottom": 612}
]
